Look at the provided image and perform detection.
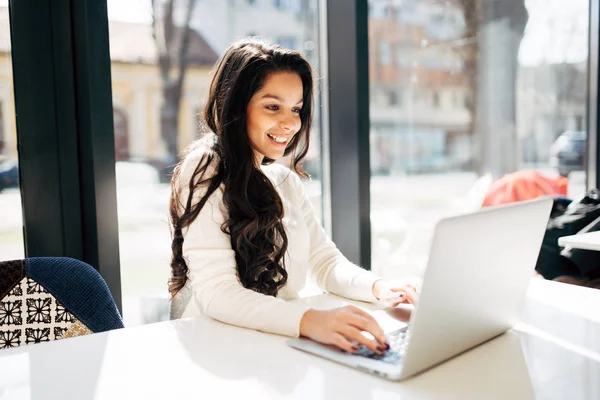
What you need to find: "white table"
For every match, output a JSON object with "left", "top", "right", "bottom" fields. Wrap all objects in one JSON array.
[
  {"left": 1, "top": 279, "right": 599, "bottom": 400},
  {"left": 558, "top": 231, "right": 600, "bottom": 251}
]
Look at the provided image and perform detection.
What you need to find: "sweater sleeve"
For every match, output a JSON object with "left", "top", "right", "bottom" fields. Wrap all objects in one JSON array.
[
  {"left": 287, "top": 170, "right": 380, "bottom": 302},
  {"left": 177, "top": 152, "right": 311, "bottom": 337}
]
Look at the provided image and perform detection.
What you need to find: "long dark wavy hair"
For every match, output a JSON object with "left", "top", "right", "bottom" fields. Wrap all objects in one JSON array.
[{"left": 169, "top": 38, "right": 314, "bottom": 298}]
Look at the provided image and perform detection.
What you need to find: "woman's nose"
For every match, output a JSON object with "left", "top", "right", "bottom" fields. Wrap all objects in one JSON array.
[{"left": 280, "top": 113, "right": 300, "bottom": 131}]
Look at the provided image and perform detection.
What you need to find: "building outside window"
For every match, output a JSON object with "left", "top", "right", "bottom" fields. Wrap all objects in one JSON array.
[
  {"left": 368, "top": 0, "right": 589, "bottom": 280},
  {"left": 379, "top": 40, "right": 392, "bottom": 65}
]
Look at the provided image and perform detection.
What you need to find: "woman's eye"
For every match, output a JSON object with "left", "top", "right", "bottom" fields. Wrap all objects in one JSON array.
[
  {"left": 292, "top": 107, "right": 301, "bottom": 114},
  {"left": 266, "top": 105, "right": 279, "bottom": 111}
]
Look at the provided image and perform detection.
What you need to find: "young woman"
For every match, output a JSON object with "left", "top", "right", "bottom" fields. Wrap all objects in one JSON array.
[{"left": 169, "top": 38, "right": 419, "bottom": 355}]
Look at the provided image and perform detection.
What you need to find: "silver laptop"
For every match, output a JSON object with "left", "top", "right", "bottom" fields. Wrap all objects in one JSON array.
[{"left": 287, "top": 196, "right": 553, "bottom": 380}]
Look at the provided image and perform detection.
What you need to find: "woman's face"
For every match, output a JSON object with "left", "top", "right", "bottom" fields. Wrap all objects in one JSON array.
[{"left": 246, "top": 71, "right": 303, "bottom": 165}]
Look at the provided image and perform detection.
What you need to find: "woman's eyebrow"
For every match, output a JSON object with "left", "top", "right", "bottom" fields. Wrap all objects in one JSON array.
[{"left": 260, "top": 94, "right": 303, "bottom": 104}]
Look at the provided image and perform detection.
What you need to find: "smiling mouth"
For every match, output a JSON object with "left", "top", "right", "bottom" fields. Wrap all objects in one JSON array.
[{"left": 267, "top": 133, "right": 289, "bottom": 145}]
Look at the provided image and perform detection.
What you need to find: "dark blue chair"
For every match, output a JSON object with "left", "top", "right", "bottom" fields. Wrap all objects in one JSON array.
[{"left": 0, "top": 257, "right": 124, "bottom": 349}]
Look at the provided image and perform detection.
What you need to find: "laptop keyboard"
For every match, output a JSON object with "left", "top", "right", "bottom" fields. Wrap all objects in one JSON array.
[{"left": 353, "top": 327, "right": 409, "bottom": 365}]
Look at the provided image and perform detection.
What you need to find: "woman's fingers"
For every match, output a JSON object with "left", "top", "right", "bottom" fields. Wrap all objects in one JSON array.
[
  {"left": 390, "top": 285, "right": 418, "bottom": 304},
  {"left": 343, "top": 308, "right": 387, "bottom": 345},
  {"left": 305, "top": 306, "right": 393, "bottom": 354},
  {"left": 331, "top": 332, "right": 359, "bottom": 353},
  {"left": 403, "top": 286, "right": 418, "bottom": 303},
  {"left": 338, "top": 325, "right": 387, "bottom": 355},
  {"left": 387, "top": 297, "right": 407, "bottom": 307}
]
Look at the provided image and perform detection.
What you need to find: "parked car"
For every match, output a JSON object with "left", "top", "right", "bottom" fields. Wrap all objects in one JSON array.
[
  {"left": 549, "top": 131, "right": 586, "bottom": 177},
  {"left": 0, "top": 158, "right": 19, "bottom": 192}
]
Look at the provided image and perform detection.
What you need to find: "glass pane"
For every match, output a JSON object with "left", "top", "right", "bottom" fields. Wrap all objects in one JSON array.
[
  {"left": 107, "top": 0, "right": 323, "bottom": 326},
  {"left": 0, "top": 3, "right": 25, "bottom": 261},
  {"left": 368, "top": 0, "right": 589, "bottom": 279}
]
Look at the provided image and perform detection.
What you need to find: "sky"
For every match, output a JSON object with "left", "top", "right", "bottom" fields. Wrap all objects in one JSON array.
[
  {"left": 0, "top": 0, "right": 590, "bottom": 66},
  {"left": 106, "top": 0, "right": 152, "bottom": 24},
  {"left": 519, "top": 0, "right": 588, "bottom": 65}
]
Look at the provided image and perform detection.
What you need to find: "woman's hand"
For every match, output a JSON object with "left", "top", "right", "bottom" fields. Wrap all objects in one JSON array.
[
  {"left": 299, "top": 306, "right": 389, "bottom": 355},
  {"left": 371, "top": 277, "right": 421, "bottom": 307}
]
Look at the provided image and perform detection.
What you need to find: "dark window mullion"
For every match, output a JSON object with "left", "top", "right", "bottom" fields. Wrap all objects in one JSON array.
[
  {"left": 9, "top": 1, "right": 71, "bottom": 257},
  {"left": 324, "top": 0, "right": 371, "bottom": 269},
  {"left": 50, "top": 2, "right": 85, "bottom": 259},
  {"left": 70, "top": 0, "right": 121, "bottom": 309}
]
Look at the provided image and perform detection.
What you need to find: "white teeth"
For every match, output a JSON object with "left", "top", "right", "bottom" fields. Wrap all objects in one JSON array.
[{"left": 267, "top": 134, "right": 287, "bottom": 143}]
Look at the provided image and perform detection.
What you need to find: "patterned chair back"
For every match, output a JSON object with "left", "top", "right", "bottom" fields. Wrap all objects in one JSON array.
[{"left": 0, "top": 257, "right": 124, "bottom": 350}]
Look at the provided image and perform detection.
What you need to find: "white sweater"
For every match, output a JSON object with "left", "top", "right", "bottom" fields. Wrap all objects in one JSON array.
[{"left": 178, "top": 145, "right": 380, "bottom": 337}]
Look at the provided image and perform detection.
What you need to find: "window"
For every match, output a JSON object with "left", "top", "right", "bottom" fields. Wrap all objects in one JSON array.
[
  {"left": 379, "top": 40, "right": 391, "bottom": 65},
  {"left": 113, "top": 108, "right": 129, "bottom": 161},
  {"left": 107, "top": 0, "right": 323, "bottom": 326},
  {"left": 452, "top": 91, "right": 461, "bottom": 108},
  {"left": 382, "top": 5, "right": 389, "bottom": 18},
  {"left": 274, "top": 0, "right": 297, "bottom": 10},
  {"left": 0, "top": 6, "right": 25, "bottom": 261},
  {"left": 371, "top": 2, "right": 389, "bottom": 19},
  {"left": 387, "top": 90, "right": 399, "bottom": 106},
  {"left": 276, "top": 36, "right": 297, "bottom": 50},
  {"left": 575, "top": 115, "right": 584, "bottom": 131},
  {"left": 0, "top": 100, "right": 4, "bottom": 153},
  {"left": 432, "top": 91, "right": 440, "bottom": 108},
  {"left": 368, "top": 0, "right": 589, "bottom": 280}
]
